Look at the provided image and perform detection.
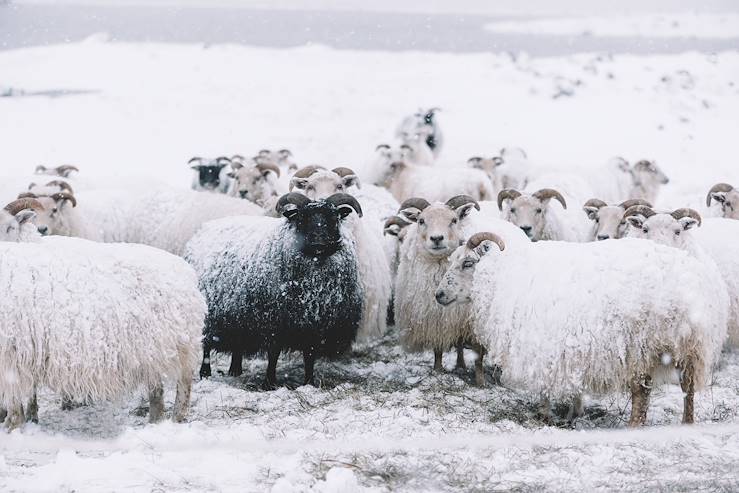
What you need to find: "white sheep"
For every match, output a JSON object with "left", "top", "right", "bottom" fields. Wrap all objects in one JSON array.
[
  {"left": 372, "top": 145, "right": 494, "bottom": 203},
  {"left": 227, "top": 158, "right": 284, "bottom": 205},
  {"left": 624, "top": 206, "right": 739, "bottom": 348},
  {"left": 435, "top": 232, "right": 728, "bottom": 425},
  {"left": 582, "top": 198, "right": 653, "bottom": 241},
  {"left": 395, "top": 107, "right": 442, "bottom": 159},
  {"left": 626, "top": 159, "right": 670, "bottom": 204},
  {"left": 34, "top": 164, "right": 79, "bottom": 179},
  {"left": 706, "top": 183, "right": 739, "bottom": 220},
  {"left": 0, "top": 218, "right": 206, "bottom": 430},
  {"left": 468, "top": 147, "right": 535, "bottom": 195}
]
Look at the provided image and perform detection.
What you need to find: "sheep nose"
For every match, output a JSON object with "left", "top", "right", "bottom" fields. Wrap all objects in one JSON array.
[
  {"left": 520, "top": 225, "right": 532, "bottom": 234},
  {"left": 435, "top": 291, "right": 446, "bottom": 303},
  {"left": 37, "top": 225, "right": 49, "bottom": 235},
  {"left": 239, "top": 191, "right": 248, "bottom": 198},
  {"left": 597, "top": 234, "right": 610, "bottom": 241},
  {"left": 430, "top": 235, "right": 444, "bottom": 244}
]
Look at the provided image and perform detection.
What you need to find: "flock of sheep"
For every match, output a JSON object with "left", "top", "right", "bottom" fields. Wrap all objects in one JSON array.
[{"left": 1, "top": 107, "right": 738, "bottom": 431}]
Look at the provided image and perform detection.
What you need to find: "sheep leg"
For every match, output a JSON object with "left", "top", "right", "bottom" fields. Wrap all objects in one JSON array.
[
  {"left": 173, "top": 372, "right": 192, "bottom": 423},
  {"left": 628, "top": 374, "right": 652, "bottom": 427},
  {"left": 567, "top": 394, "right": 584, "bottom": 421},
  {"left": 26, "top": 391, "right": 39, "bottom": 424},
  {"left": 303, "top": 350, "right": 316, "bottom": 387},
  {"left": 680, "top": 360, "right": 695, "bottom": 424},
  {"left": 538, "top": 396, "right": 551, "bottom": 423},
  {"left": 227, "top": 349, "right": 243, "bottom": 377},
  {"left": 474, "top": 344, "right": 486, "bottom": 387},
  {"left": 433, "top": 350, "right": 443, "bottom": 372},
  {"left": 455, "top": 339, "right": 466, "bottom": 370},
  {"left": 263, "top": 347, "right": 280, "bottom": 390},
  {"left": 0, "top": 408, "right": 6, "bottom": 422},
  {"left": 199, "top": 344, "right": 212, "bottom": 379},
  {"left": 148, "top": 382, "right": 164, "bottom": 423},
  {"left": 3, "top": 403, "right": 25, "bottom": 431}
]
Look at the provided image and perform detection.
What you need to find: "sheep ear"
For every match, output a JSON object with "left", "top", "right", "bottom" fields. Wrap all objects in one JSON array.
[
  {"left": 456, "top": 203, "right": 477, "bottom": 220},
  {"left": 678, "top": 217, "right": 699, "bottom": 231},
  {"left": 15, "top": 210, "right": 37, "bottom": 225},
  {"left": 583, "top": 206, "right": 599, "bottom": 221},
  {"left": 384, "top": 224, "right": 401, "bottom": 236},
  {"left": 291, "top": 178, "right": 308, "bottom": 190},
  {"left": 710, "top": 192, "right": 726, "bottom": 204},
  {"left": 337, "top": 205, "right": 355, "bottom": 219},
  {"left": 226, "top": 171, "right": 236, "bottom": 179},
  {"left": 190, "top": 165, "right": 202, "bottom": 171},
  {"left": 342, "top": 175, "right": 360, "bottom": 189},
  {"left": 399, "top": 207, "right": 421, "bottom": 223},
  {"left": 625, "top": 216, "right": 644, "bottom": 229},
  {"left": 281, "top": 205, "right": 300, "bottom": 219}
]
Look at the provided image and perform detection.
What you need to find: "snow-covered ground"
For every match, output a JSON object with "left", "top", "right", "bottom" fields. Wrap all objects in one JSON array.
[{"left": 2, "top": 7, "right": 739, "bottom": 492}]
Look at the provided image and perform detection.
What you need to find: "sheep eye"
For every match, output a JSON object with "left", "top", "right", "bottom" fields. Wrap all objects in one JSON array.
[
  {"left": 451, "top": 218, "right": 458, "bottom": 224},
  {"left": 307, "top": 186, "right": 315, "bottom": 191},
  {"left": 595, "top": 218, "right": 599, "bottom": 223},
  {"left": 536, "top": 208, "right": 542, "bottom": 214},
  {"left": 462, "top": 260, "right": 475, "bottom": 269},
  {"left": 642, "top": 227, "right": 649, "bottom": 233},
  {"left": 510, "top": 208, "right": 516, "bottom": 214},
  {"left": 6, "top": 226, "right": 12, "bottom": 233},
  {"left": 675, "top": 230, "right": 681, "bottom": 236},
  {"left": 337, "top": 184, "right": 343, "bottom": 190},
  {"left": 52, "top": 208, "right": 58, "bottom": 214},
  {"left": 418, "top": 218, "right": 425, "bottom": 225}
]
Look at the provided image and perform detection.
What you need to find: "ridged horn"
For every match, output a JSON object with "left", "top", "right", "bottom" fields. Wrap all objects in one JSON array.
[
  {"left": 331, "top": 167, "right": 356, "bottom": 178},
  {"left": 398, "top": 197, "right": 430, "bottom": 213},
  {"left": 51, "top": 192, "right": 77, "bottom": 207},
  {"left": 257, "top": 162, "right": 281, "bottom": 178},
  {"left": 45, "top": 180, "right": 74, "bottom": 194},
  {"left": 292, "top": 165, "right": 325, "bottom": 179},
  {"left": 533, "top": 188, "right": 567, "bottom": 209},
  {"left": 4, "top": 198, "right": 45, "bottom": 215},
  {"left": 276, "top": 192, "right": 312, "bottom": 215},
  {"left": 623, "top": 205, "right": 656, "bottom": 220},
  {"left": 671, "top": 208, "right": 702, "bottom": 226},
  {"left": 466, "top": 232, "right": 505, "bottom": 252},
  {"left": 706, "top": 183, "right": 734, "bottom": 207},
  {"left": 326, "top": 193, "right": 363, "bottom": 218},
  {"left": 445, "top": 195, "right": 480, "bottom": 212},
  {"left": 618, "top": 198, "right": 652, "bottom": 210},
  {"left": 497, "top": 189, "right": 521, "bottom": 210},
  {"left": 583, "top": 198, "right": 607, "bottom": 210}
]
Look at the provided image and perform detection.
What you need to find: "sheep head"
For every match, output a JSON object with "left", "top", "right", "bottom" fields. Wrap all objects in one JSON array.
[
  {"left": 624, "top": 205, "right": 701, "bottom": 248},
  {"left": 1, "top": 198, "right": 44, "bottom": 242},
  {"left": 290, "top": 166, "right": 359, "bottom": 199},
  {"left": 399, "top": 195, "right": 478, "bottom": 258},
  {"left": 582, "top": 198, "right": 652, "bottom": 241},
  {"left": 434, "top": 231, "right": 506, "bottom": 307},
  {"left": 498, "top": 188, "right": 566, "bottom": 242},
  {"left": 190, "top": 156, "right": 230, "bottom": 191},
  {"left": 17, "top": 191, "right": 77, "bottom": 237},
  {"left": 706, "top": 183, "right": 739, "bottom": 219},
  {"left": 229, "top": 160, "right": 281, "bottom": 205}
]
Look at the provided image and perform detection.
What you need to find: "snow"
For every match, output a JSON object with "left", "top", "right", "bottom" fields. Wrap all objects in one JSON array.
[
  {"left": 486, "top": 13, "right": 739, "bottom": 39},
  {"left": 2, "top": 8, "right": 739, "bottom": 491}
]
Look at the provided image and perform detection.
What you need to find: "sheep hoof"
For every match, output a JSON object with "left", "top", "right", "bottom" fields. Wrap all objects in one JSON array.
[{"left": 199, "top": 364, "right": 212, "bottom": 379}]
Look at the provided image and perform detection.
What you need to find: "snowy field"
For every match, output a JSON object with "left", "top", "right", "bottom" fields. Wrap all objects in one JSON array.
[{"left": 2, "top": 3, "right": 739, "bottom": 492}]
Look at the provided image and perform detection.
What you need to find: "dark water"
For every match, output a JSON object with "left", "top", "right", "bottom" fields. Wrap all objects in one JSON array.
[{"left": 1, "top": 3, "right": 737, "bottom": 55}]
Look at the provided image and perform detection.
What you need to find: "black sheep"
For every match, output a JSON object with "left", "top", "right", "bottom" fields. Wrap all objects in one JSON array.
[{"left": 188, "top": 192, "right": 364, "bottom": 388}]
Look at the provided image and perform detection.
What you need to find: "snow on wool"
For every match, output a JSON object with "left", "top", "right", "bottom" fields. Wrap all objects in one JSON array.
[
  {"left": 444, "top": 238, "right": 728, "bottom": 400},
  {"left": 184, "top": 194, "right": 364, "bottom": 384},
  {"left": 0, "top": 236, "right": 206, "bottom": 427}
]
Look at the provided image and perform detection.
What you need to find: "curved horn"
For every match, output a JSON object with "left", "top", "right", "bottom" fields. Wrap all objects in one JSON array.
[
  {"left": 45, "top": 180, "right": 74, "bottom": 194},
  {"left": 466, "top": 232, "right": 505, "bottom": 252},
  {"left": 50, "top": 192, "right": 77, "bottom": 207},
  {"left": 398, "top": 197, "right": 430, "bottom": 213},
  {"left": 383, "top": 215, "right": 410, "bottom": 232},
  {"left": 331, "top": 167, "right": 357, "bottom": 178},
  {"left": 292, "top": 165, "right": 325, "bottom": 179},
  {"left": 54, "top": 165, "right": 79, "bottom": 177},
  {"left": 276, "top": 192, "right": 312, "bottom": 215},
  {"left": 671, "top": 208, "right": 702, "bottom": 226},
  {"left": 215, "top": 156, "right": 232, "bottom": 165},
  {"left": 467, "top": 156, "right": 483, "bottom": 165},
  {"left": 278, "top": 148, "right": 292, "bottom": 156},
  {"left": 623, "top": 205, "right": 656, "bottom": 220},
  {"left": 583, "top": 198, "right": 607, "bottom": 210},
  {"left": 4, "top": 198, "right": 45, "bottom": 215},
  {"left": 533, "top": 189, "right": 567, "bottom": 209},
  {"left": 34, "top": 165, "right": 47, "bottom": 174},
  {"left": 326, "top": 193, "right": 363, "bottom": 218},
  {"left": 706, "top": 183, "right": 734, "bottom": 207},
  {"left": 446, "top": 195, "right": 480, "bottom": 212},
  {"left": 496, "top": 189, "right": 521, "bottom": 210},
  {"left": 257, "top": 162, "right": 281, "bottom": 178},
  {"left": 375, "top": 144, "right": 391, "bottom": 152},
  {"left": 17, "top": 192, "right": 39, "bottom": 199},
  {"left": 619, "top": 198, "right": 652, "bottom": 210},
  {"left": 188, "top": 156, "right": 204, "bottom": 165}
]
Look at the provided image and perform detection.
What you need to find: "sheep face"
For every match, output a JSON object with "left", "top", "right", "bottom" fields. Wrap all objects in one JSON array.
[
  {"left": 435, "top": 233, "right": 505, "bottom": 306},
  {"left": 625, "top": 212, "right": 698, "bottom": 249},
  {"left": 230, "top": 164, "right": 279, "bottom": 204},
  {"left": 584, "top": 204, "right": 628, "bottom": 241},
  {"left": 27, "top": 194, "right": 76, "bottom": 236},
  {"left": 467, "top": 156, "right": 502, "bottom": 183},
  {"left": 500, "top": 192, "right": 565, "bottom": 242},
  {"left": 291, "top": 170, "right": 357, "bottom": 199},
  {"left": 372, "top": 146, "right": 409, "bottom": 188},
  {"left": 190, "top": 157, "right": 230, "bottom": 192},
  {"left": 403, "top": 204, "right": 470, "bottom": 258},
  {"left": 633, "top": 160, "right": 669, "bottom": 188},
  {"left": 282, "top": 197, "right": 360, "bottom": 257},
  {"left": 0, "top": 209, "right": 38, "bottom": 242},
  {"left": 707, "top": 184, "right": 739, "bottom": 220}
]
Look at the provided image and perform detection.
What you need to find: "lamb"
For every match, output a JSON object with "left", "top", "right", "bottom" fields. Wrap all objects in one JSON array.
[
  {"left": 287, "top": 165, "right": 394, "bottom": 342},
  {"left": 34, "top": 164, "right": 79, "bottom": 178},
  {"left": 624, "top": 206, "right": 739, "bottom": 348},
  {"left": 434, "top": 230, "right": 728, "bottom": 425},
  {"left": 24, "top": 185, "right": 263, "bottom": 256},
  {"left": 706, "top": 183, "right": 739, "bottom": 219},
  {"left": 373, "top": 146, "right": 494, "bottom": 203},
  {"left": 396, "top": 107, "right": 442, "bottom": 158},
  {"left": 185, "top": 193, "right": 364, "bottom": 387},
  {"left": 189, "top": 156, "right": 232, "bottom": 193},
  {"left": 582, "top": 198, "right": 652, "bottom": 241},
  {"left": 0, "top": 203, "right": 206, "bottom": 430}
]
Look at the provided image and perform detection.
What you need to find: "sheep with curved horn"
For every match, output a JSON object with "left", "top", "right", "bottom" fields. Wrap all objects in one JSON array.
[
  {"left": 582, "top": 198, "right": 653, "bottom": 241},
  {"left": 706, "top": 183, "right": 739, "bottom": 219}
]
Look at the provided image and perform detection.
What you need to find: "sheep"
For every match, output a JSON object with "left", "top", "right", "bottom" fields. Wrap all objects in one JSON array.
[
  {"left": 185, "top": 193, "right": 364, "bottom": 387},
  {"left": 434, "top": 230, "right": 728, "bottom": 426},
  {"left": 626, "top": 159, "right": 670, "bottom": 204},
  {"left": 228, "top": 158, "right": 283, "bottom": 203},
  {"left": 34, "top": 164, "right": 79, "bottom": 178},
  {"left": 24, "top": 186, "right": 263, "bottom": 256},
  {"left": 0, "top": 198, "right": 46, "bottom": 242},
  {"left": 706, "top": 183, "right": 739, "bottom": 219},
  {"left": 287, "top": 165, "right": 394, "bottom": 342},
  {"left": 582, "top": 198, "right": 653, "bottom": 241},
  {"left": 396, "top": 107, "right": 442, "bottom": 158},
  {"left": 394, "top": 195, "right": 527, "bottom": 379},
  {"left": 189, "top": 156, "right": 232, "bottom": 193},
  {"left": 372, "top": 146, "right": 494, "bottom": 203},
  {"left": 624, "top": 206, "right": 739, "bottom": 348},
  {"left": 255, "top": 148, "right": 299, "bottom": 173},
  {"left": 468, "top": 147, "right": 536, "bottom": 195},
  {"left": 497, "top": 188, "right": 578, "bottom": 241},
  {"left": 0, "top": 219, "right": 206, "bottom": 430}
]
